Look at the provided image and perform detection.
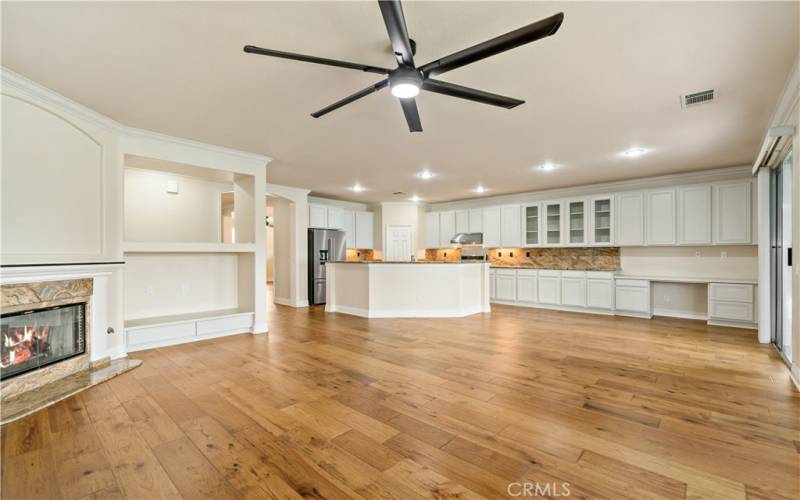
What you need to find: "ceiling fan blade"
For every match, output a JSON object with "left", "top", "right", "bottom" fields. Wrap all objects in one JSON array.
[
  {"left": 378, "top": 0, "right": 416, "bottom": 67},
  {"left": 244, "top": 45, "right": 390, "bottom": 74},
  {"left": 399, "top": 98, "right": 422, "bottom": 132},
  {"left": 422, "top": 79, "right": 524, "bottom": 109},
  {"left": 419, "top": 12, "right": 563, "bottom": 78},
  {"left": 310, "top": 80, "right": 389, "bottom": 118}
]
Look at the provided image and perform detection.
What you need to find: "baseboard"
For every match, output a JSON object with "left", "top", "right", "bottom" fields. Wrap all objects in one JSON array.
[
  {"left": 106, "top": 345, "right": 128, "bottom": 360},
  {"left": 707, "top": 319, "right": 758, "bottom": 330},
  {"left": 273, "top": 297, "right": 309, "bottom": 308},
  {"left": 790, "top": 365, "right": 800, "bottom": 392},
  {"left": 251, "top": 322, "right": 269, "bottom": 334},
  {"left": 326, "top": 304, "right": 486, "bottom": 318},
  {"left": 491, "top": 300, "right": 615, "bottom": 316},
  {"left": 652, "top": 308, "right": 708, "bottom": 321}
]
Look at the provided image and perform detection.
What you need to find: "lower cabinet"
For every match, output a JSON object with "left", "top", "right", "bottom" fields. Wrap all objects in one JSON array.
[
  {"left": 561, "top": 271, "right": 586, "bottom": 307},
  {"left": 614, "top": 279, "right": 651, "bottom": 316},
  {"left": 586, "top": 272, "right": 615, "bottom": 309},
  {"left": 516, "top": 270, "right": 538, "bottom": 303},
  {"left": 495, "top": 269, "right": 517, "bottom": 301},
  {"left": 708, "top": 283, "right": 755, "bottom": 327},
  {"left": 537, "top": 271, "right": 561, "bottom": 305}
]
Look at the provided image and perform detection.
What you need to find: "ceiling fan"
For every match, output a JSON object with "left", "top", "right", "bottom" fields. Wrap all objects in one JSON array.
[{"left": 244, "top": 1, "right": 564, "bottom": 132}]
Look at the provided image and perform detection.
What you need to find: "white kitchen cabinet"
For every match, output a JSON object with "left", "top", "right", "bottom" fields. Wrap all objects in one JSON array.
[
  {"left": 455, "top": 210, "right": 470, "bottom": 234},
  {"left": 615, "top": 192, "right": 644, "bottom": 246},
  {"left": 327, "top": 207, "right": 344, "bottom": 229},
  {"left": 516, "top": 270, "right": 538, "bottom": 303},
  {"left": 708, "top": 283, "right": 755, "bottom": 326},
  {"left": 543, "top": 201, "right": 563, "bottom": 246},
  {"left": 713, "top": 181, "right": 752, "bottom": 244},
  {"left": 468, "top": 208, "right": 483, "bottom": 233},
  {"left": 342, "top": 210, "right": 356, "bottom": 248},
  {"left": 309, "top": 204, "right": 328, "bottom": 228},
  {"left": 561, "top": 271, "right": 586, "bottom": 307},
  {"left": 537, "top": 270, "right": 561, "bottom": 305},
  {"left": 586, "top": 272, "right": 614, "bottom": 310},
  {"left": 615, "top": 279, "right": 651, "bottom": 316},
  {"left": 489, "top": 269, "right": 497, "bottom": 300},
  {"left": 645, "top": 188, "right": 676, "bottom": 245},
  {"left": 355, "top": 211, "right": 374, "bottom": 249},
  {"left": 590, "top": 195, "right": 613, "bottom": 246},
  {"left": 564, "top": 198, "right": 588, "bottom": 246},
  {"left": 425, "top": 212, "right": 440, "bottom": 249},
  {"left": 523, "top": 204, "right": 541, "bottom": 247},
  {"left": 439, "top": 211, "right": 456, "bottom": 247},
  {"left": 500, "top": 205, "right": 522, "bottom": 247},
  {"left": 495, "top": 269, "right": 517, "bottom": 301},
  {"left": 677, "top": 185, "right": 712, "bottom": 245},
  {"left": 482, "top": 207, "right": 501, "bottom": 247}
]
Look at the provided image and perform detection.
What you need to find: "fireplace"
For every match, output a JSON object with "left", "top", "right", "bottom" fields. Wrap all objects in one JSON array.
[{"left": 1, "top": 303, "right": 86, "bottom": 381}]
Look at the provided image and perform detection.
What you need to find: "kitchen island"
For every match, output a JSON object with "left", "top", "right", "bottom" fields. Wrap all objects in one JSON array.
[{"left": 325, "top": 261, "right": 491, "bottom": 318}]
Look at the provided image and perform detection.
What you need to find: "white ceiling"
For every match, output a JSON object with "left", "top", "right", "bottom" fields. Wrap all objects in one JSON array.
[{"left": 3, "top": 2, "right": 797, "bottom": 203}]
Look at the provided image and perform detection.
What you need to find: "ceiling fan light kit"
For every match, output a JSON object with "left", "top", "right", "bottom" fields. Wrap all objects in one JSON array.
[{"left": 244, "top": 1, "right": 564, "bottom": 132}]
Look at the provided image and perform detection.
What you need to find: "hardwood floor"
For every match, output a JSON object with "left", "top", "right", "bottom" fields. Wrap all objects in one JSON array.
[{"left": 2, "top": 300, "right": 798, "bottom": 499}]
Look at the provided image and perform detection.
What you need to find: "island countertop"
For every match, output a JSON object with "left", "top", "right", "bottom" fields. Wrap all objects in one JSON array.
[{"left": 330, "top": 260, "right": 485, "bottom": 265}]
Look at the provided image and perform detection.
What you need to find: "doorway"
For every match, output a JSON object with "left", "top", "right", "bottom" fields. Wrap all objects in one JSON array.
[
  {"left": 384, "top": 225, "right": 413, "bottom": 261},
  {"left": 770, "top": 148, "right": 793, "bottom": 363}
]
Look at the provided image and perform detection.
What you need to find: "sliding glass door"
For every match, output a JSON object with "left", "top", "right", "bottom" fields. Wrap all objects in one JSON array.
[{"left": 770, "top": 148, "right": 793, "bottom": 363}]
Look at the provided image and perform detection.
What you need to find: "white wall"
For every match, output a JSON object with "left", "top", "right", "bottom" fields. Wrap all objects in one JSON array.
[
  {"left": 124, "top": 167, "right": 232, "bottom": 242},
  {"left": 266, "top": 205, "right": 274, "bottom": 283},
  {"left": 267, "top": 184, "right": 310, "bottom": 307},
  {"left": 271, "top": 197, "right": 292, "bottom": 302},
  {"left": 124, "top": 253, "right": 239, "bottom": 320},
  {"left": 620, "top": 246, "right": 758, "bottom": 279}
]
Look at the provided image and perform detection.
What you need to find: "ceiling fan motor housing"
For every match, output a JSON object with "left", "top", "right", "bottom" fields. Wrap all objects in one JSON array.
[{"left": 389, "top": 66, "right": 423, "bottom": 90}]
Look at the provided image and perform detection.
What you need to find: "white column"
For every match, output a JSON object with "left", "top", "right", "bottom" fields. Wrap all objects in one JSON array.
[{"left": 756, "top": 167, "right": 771, "bottom": 343}]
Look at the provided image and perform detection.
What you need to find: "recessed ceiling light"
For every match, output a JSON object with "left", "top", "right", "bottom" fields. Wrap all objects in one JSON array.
[
  {"left": 538, "top": 162, "right": 558, "bottom": 171},
  {"left": 408, "top": 195, "right": 422, "bottom": 202},
  {"left": 416, "top": 169, "right": 434, "bottom": 180},
  {"left": 350, "top": 183, "right": 365, "bottom": 192},
  {"left": 622, "top": 147, "right": 648, "bottom": 158},
  {"left": 473, "top": 185, "right": 488, "bottom": 194}
]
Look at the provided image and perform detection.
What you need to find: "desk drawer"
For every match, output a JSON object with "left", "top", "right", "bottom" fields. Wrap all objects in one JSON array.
[
  {"left": 615, "top": 279, "right": 649, "bottom": 288},
  {"left": 709, "top": 301, "right": 753, "bottom": 322},
  {"left": 709, "top": 283, "right": 753, "bottom": 303}
]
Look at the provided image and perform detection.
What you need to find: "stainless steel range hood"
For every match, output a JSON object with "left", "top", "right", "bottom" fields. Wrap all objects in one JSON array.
[{"left": 450, "top": 233, "right": 483, "bottom": 245}]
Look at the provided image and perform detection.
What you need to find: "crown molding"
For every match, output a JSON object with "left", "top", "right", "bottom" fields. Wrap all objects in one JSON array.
[{"left": 430, "top": 165, "right": 753, "bottom": 211}]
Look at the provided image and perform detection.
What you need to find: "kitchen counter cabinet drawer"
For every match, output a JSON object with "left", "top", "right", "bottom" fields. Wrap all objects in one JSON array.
[
  {"left": 517, "top": 269, "right": 538, "bottom": 277},
  {"left": 495, "top": 269, "right": 517, "bottom": 277},
  {"left": 561, "top": 270, "right": 586, "bottom": 278},
  {"left": 586, "top": 271, "right": 614, "bottom": 279},
  {"left": 538, "top": 270, "right": 561, "bottom": 278},
  {"left": 709, "top": 283, "right": 753, "bottom": 303}
]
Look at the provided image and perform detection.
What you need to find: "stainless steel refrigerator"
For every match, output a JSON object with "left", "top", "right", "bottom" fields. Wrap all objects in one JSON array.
[{"left": 308, "top": 228, "right": 346, "bottom": 305}]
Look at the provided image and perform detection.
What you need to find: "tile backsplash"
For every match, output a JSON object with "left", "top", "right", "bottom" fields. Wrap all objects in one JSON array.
[
  {"left": 489, "top": 247, "right": 620, "bottom": 271},
  {"left": 424, "top": 248, "right": 462, "bottom": 262},
  {"left": 346, "top": 249, "right": 375, "bottom": 261}
]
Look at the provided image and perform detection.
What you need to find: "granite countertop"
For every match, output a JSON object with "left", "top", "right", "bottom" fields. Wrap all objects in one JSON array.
[
  {"left": 490, "top": 265, "right": 619, "bottom": 271},
  {"left": 332, "top": 261, "right": 485, "bottom": 265},
  {"left": 614, "top": 274, "right": 758, "bottom": 285}
]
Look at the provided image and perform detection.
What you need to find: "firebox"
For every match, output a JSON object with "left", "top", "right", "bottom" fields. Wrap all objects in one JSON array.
[{"left": 1, "top": 303, "right": 86, "bottom": 381}]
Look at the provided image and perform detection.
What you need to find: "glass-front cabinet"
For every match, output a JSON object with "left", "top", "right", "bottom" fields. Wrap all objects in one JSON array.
[
  {"left": 590, "top": 195, "right": 614, "bottom": 245},
  {"left": 565, "top": 198, "right": 587, "bottom": 245},
  {"left": 544, "top": 201, "right": 562, "bottom": 245},
  {"left": 523, "top": 203, "right": 541, "bottom": 246}
]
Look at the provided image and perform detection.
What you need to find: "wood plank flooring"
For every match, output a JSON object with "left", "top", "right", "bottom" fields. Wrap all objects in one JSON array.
[{"left": 2, "top": 300, "right": 798, "bottom": 499}]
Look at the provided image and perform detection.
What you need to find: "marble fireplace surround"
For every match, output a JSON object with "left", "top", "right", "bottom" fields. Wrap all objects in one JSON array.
[{"left": 1, "top": 278, "right": 94, "bottom": 399}]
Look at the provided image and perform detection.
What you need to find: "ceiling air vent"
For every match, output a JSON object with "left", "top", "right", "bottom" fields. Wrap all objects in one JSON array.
[{"left": 681, "top": 89, "right": 715, "bottom": 108}]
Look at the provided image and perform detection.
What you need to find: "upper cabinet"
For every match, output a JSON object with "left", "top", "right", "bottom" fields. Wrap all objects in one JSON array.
[
  {"left": 677, "top": 185, "right": 712, "bottom": 245},
  {"left": 482, "top": 207, "right": 501, "bottom": 247},
  {"left": 425, "top": 212, "right": 440, "bottom": 249},
  {"left": 713, "top": 181, "right": 752, "bottom": 244},
  {"left": 455, "top": 210, "right": 470, "bottom": 234},
  {"left": 468, "top": 208, "right": 483, "bottom": 233},
  {"left": 544, "top": 201, "right": 562, "bottom": 246},
  {"left": 564, "top": 198, "right": 588, "bottom": 246},
  {"left": 439, "top": 210, "right": 456, "bottom": 247},
  {"left": 354, "top": 211, "right": 374, "bottom": 249},
  {"left": 342, "top": 210, "right": 356, "bottom": 248},
  {"left": 309, "top": 204, "right": 344, "bottom": 229},
  {"left": 615, "top": 192, "right": 644, "bottom": 246},
  {"left": 500, "top": 205, "right": 522, "bottom": 247},
  {"left": 645, "top": 188, "right": 676, "bottom": 245},
  {"left": 590, "top": 195, "right": 613, "bottom": 246},
  {"left": 523, "top": 203, "right": 541, "bottom": 247}
]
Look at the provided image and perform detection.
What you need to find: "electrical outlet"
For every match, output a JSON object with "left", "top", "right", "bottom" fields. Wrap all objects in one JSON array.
[
  {"left": 695, "top": 251, "right": 701, "bottom": 258},
  {"left": 664, "top": 295, "right": 671, "bottom": 303},
  {"left": 145, "top": 285, "right": 154, "bottom": 295},
  {"left": 180, "top": 284, "right": 190, "bottom": 295},
  {"left": 721, "top": 251, "right": 728, "bottom": 258},
  {"left": 510, "top": 252, "right": 514, "bottom": 258}
]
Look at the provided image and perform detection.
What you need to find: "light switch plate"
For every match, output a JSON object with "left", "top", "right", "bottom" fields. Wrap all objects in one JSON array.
[{"left": 166, "top": 180, "right": 179, "bottom": 194}]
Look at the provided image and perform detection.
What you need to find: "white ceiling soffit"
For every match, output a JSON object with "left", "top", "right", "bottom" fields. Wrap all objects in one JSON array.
[{"left": 2, "top": 1, "right": 798, "bottom": 202}]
